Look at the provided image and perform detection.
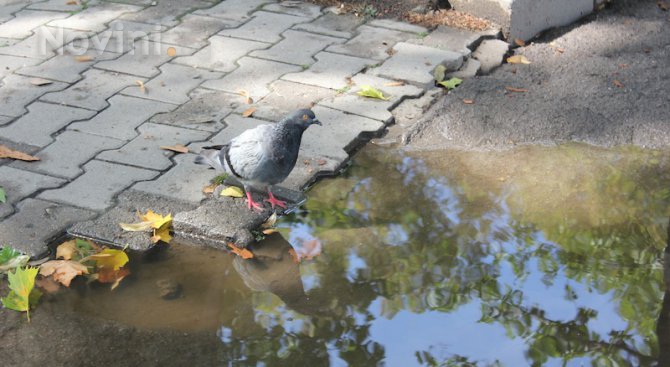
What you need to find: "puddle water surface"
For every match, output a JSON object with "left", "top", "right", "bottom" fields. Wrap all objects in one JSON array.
[{"left": 49, "top": 143, "right": 670, "bottom": 366}]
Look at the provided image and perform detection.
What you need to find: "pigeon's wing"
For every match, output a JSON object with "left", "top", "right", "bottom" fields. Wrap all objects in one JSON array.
[{"left": 227, "top": 124, "right": 274, "bottom": 182}]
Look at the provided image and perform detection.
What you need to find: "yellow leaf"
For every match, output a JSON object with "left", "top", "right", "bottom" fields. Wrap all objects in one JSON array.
[
  {"left": 92, "top": 249, "right": 129, "bottom": 271},
  {"left": 357, "top": 85, "right": 390, "bottom": 100},
  {"left": 1, "top": 267, "right": 40, "bottom": 320},
  {"left": 242, "top": 107, "right": 256, "bottom": 118},
  {"left": 159, "top": 144, "right": 189, "bottom": 154},
  {"left": 221, "top": 186, "right": 244, "bottom": 198},
  {"left": 138, "top": 210, "right": 172, "bottom": 229},
  {"left": 0, "top": 145, "right": 40, "bottom": 161},
  {"left": 119, "top": 221, "right": 152, "bottom": 231},
  {"left": 151, "top": 224, "right": 172, "bottom": 244},
  {"left": 39, "top": 260, "right": 88, "bottom": 287},
  {"left": 507, "top": 55, "right": 531, "bottom": 64},
  {"left": 227, "top": 243, "right": 254, "bottom": 259}
]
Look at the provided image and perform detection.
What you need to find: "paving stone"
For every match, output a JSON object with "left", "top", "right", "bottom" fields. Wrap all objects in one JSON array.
[
  {"left": 87, "top": 20, "right": 166, "bottom": 54},
  {"left": 201, "top": 57, "right": 301, "bottom": 100},
  {"left": 18, "top": 26, "right": 96, "bottom": 58},
  {"left": 472, "top": 39, "right": 509, "bottom": 74},
  {"left": 293, "top": 12, "right": 363, "bottom": 39},
  {"left": 263, "top": 1, "right": 322, "bottom": 19},
  {"left": 47, "top": 2, "right": 142, "bottom": 32},
  {"left": 194, "top": 0, "right": 272, "bottom": 21},
  {"left": 0, "top": 198, "right": 96, "bottom": 258},
  {"left": 0, "top": 32, "right": 58, "bottom": 59},
  {"left": 0, "top": 115, "right": 14, "bottom": 127},
  {"left": 327, "top": 25, "right": 420, "bottom": 61},
  {"left": 409, "top": 25, "right": 481, "bottom": 57},
  {"left": 252, "top": 79, "right": 336, "bottom": 121},
  {"left": 447, "top": 58, "right": 481, "bottom": 79},
  {"left": 69, "top": 190, "right": 196, "bottom": 251},
  {"left": 119, "top": 0, "right": 212, "bottom": 27},
  {"left": 204, "top": 114, "right": 268, "bottom": 145},
  {"left": 0, "top": 0, "right": 27, "bottom": 23},
  {"left": 251, "top": 29, "right": 343, "bottom": 66},
  {"left": 0, "top": 167, "right": 65, "bottom": 206},
  {"left": 281, "top": 152, "right": 341, "bottom": 191},
  {"left": 120, "top": 63, "right": 222, "bottom": 105},
  {"left": 27, "top": 0, "right": 90, "bottom": 12},
  {"left": 12, "top": 130, "right": 123, "bottom": 179},
  {"left": 148, "top": 88, "right": 239, "bottom": 132},
  {"left": 0, "top": 54, "right": 41, "bottom": 78},
  {"left": 366, "top": 19, "right": 428, "bottom": 34},
  {"left": 0, "top": 10, "right": 69, "bottom": 39},
  {"left": 40, "top": 68, "right": 139, "bottom": 111},
  {"left": 0, "top": 102, "right": 95, "bottom": 147},
  {"left": 160, "top": 14, "right": 236, "bottom": 49},
  {"left": 281, "top": 51, "right": 375, "bottom": 89},
  {"left": 0, "top": 74, "right": 66, "bottom": 117},
  {"left": 219, "top": 11, "right": 309, "bottom": 43},
  {"left": 173, "top": 36, "right": 269, "bottom": 73},
  {"left": 95, "top": 41, "right": 195, "bottom": 78},
  {"left": 16, "top": 49, "right": 118, "bottom": 83},
  {"left": 67, "top": 95, "right": 174, "bottom": 140},
  {"left": 97, "top": 123, "right": 210, "bottom": 170},
  {"left": 39, "top": 159, "right": 158, "bottom": 210},
  {"left": 0, "top": 37, "right": 19, "bottom": 48},
  {"left": 369, "top": 42, "right": 463, "bottom": 85}
]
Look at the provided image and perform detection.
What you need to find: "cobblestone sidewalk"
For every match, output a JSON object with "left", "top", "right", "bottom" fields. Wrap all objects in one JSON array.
[{"left": 0, "top": 0, "right": 500, "bottom": 257}]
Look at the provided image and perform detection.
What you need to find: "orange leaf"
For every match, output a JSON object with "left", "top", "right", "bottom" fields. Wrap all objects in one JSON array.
[
  {"left": 613, "top": 79, "right": 624, "bottom": 88},
  {"left": 66, "top": 0, "right": 78, "bottom": 5},
  {"left": 262, "top": 228, "right": 277, "bottom": 235},
  {"left": 35, "top": 277, "right": 60, "bottom": 293},
  {"left": 383, "top": 81, "right": 405, "bottom": 87},
  {"left": 242, "top": 107, "right": 256, "bottom": 118},
  {"left": 505, "top": 86, "right": 528, "bottom": 93},
  {"left": 463, "top": 99, "right": 474, "bottom": 104},
  {"left": 159, "top": 144, "right": 189, "bottom": 154},
  {"left": 238, "top": 90, "right": 253, "bottom": 104},
  {"left": 514, "top": 38, "right": 526, "bottom": 47},
  {"left": 74, "top": 55, "right": 93, "bottom": 62},
  {"left": 135, "top": 80, "right": 146, "bottom": 94},
  {"left": 39, "top": 260, "right": 89, "bottom": 287},
  {"left": 202, "top": 183, "right": 216, "bottom": 194},
  {"left": 316, "top": 159, "right": 327, "bottom": 166},
  {"left": 288, "top": 248, "right": 300, "bottom": 264},
  {"left": 227, "top": 243, "right": 254, "bottom": 259},
  {"left": 0, "top": 145, "right": 39, "bottom": 161}
]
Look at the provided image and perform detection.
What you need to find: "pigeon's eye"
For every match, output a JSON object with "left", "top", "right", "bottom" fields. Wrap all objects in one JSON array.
[{"left": 302, "top": 114, "right": 309, "bottom": 120}]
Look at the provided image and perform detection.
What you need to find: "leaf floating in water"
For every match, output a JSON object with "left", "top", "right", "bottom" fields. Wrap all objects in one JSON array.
[
  {"left": 357, "top": 85, "right": 390, "bottom": 100},
  {"left": 39, "top": 260, "right": 88, "bottom": 287},
  {"left": 221, "top": 186, "right": 244, "bottom": 198},
  {"left": 296, "top": 239, "right": 322, "bottom": 261},
  {"left": 0, "top": 145, "right": 40, "bottom": 161},
  {"left": 227, "top": 243, "right": 254, "bottom": 259},
  {"left": 506, "top": 55, "right": 531, "bottom": 64},
  {"left": 90, "top": 249, "right": 129, "bottom": 271},
  {"left": 437, "top": 77, "right": 462, "bottom": 90},
  {"left": 1, "top": 267, "right": 41, "bottom": 321}
]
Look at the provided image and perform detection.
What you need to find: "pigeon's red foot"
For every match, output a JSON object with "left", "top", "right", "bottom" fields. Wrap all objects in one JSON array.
[
  {"left": 265, "top": 191, "right": 287, "bottom": 209},
  {"left": 246, "top": 191, "right": 264, "bottom": 211}
]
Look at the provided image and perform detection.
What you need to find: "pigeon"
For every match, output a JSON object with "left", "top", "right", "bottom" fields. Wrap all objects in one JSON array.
[{"left": 195, "top": 108, "right": 321, "bottom": 210}]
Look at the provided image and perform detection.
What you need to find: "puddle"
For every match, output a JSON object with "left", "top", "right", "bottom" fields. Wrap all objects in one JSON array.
[{"left": 26, "top": 143, "right": 670, "bottom": 365}]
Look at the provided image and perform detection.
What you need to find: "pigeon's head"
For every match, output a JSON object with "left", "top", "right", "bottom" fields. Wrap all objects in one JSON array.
[{"left": 287, "top": 109, "right": 321, "bottom": 129}]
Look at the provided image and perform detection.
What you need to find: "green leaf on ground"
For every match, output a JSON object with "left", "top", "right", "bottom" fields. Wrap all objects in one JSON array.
[
  {"left": 0, "top": 247, "right": 29, "bottom": 272},
  {"left": 1, "top": 267, "right": 41, "bottom": 321},
  {"left": 438, "top": 77, "right": 463, "bottom": 90},
  {"left": 433, "top": 64, "right": 446, "bottom": 83},
  {"left": 0, "top": 187, "right": 5, "bottom": 203},
  {"left": 357, "top": 85, "right": 390, "bottom": 100}
]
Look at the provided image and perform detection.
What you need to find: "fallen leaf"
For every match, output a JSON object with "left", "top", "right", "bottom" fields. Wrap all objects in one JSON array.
[
  {"left": 74, "top": 55, "right": 93, "bottom": 62},
  {"left": 202, "top": 183, "right": 217, "bottom": 194},
  {"left": 357, "top": 85, "right": 390, "bottom": 100},
  {"left": 0, "top": 247, "right": 29, "bottom": 272},
  {"left": 505, "top": 86, "right": 528, "bottom": 93},
  {"left": 227, "top": 243, "right": 254, "bottom": 259},
  {"left": 238, "top": 90, "right": 253, "bottom": 104},
  {"left": 261, "top": 212, "right": 277, "bottom": 228},
  {"left": 384, "top": 81, "right": 405, "bottom": 87},
  {"left": 35, "top": 277, "right": 60, "bottom": 293},
  {"left": 159, "top": 144, "right": 189, "bottom": 154},
  {"left": 221, "top": 186, "right": 244, "bottom": 198},
  {"left": 433, "top": 64, "right": 446, "bottom": 82},
  {"left": 303, "top": 159, "right": 310, "bottom": 165},
  {"left": 613, "top": 79, "right": 624, "bottom": 88},
  {"left": 438, "top": 77, "right": 462, "bottom": 90},
  {"left": 39, "top": 260, "right": 88, "bottom": 287},
  {"left": 119, "top": 221, "right": 152, "bottom": 231},
  {"left": 56, "top": 240, "right": 77, "bottom": 260},
  {"left": 29, "top": 78, "right": 53, "bottom": 86},
  {"left": 296, "top": 239, "right": 322, "bottom": 260},
  {"left": 463, "top": 99, "right": 475, "bottom": 104},
  {"left": 288, "top": 248, "right": 300, "bottom": 264},
  {"left": 135, "top": 80, "right": 146, "bottom": 94},
  {"left": 1, "top": 267, "right": 41, "bottom": 320},
  {"left": 91, "top": 249, "right": 128, "bottom": 271},
  {"left": 0, "top": 187, "right": 5, "bottom": 203},
  {"left": 151, "top": 224, "right": 172, "bottom": 244},
  {"left": 514, "top": 38, "right": 526, "bottom": 47},
  {"left": 66, "top": 0, "right": 78, "bottom": 5},
  {"left": 619, "top": 63, "right": 628, "bottom": 68},
  {"left": 242, "top": 107, "right": 256, "bottom": 117},
  {"left": 506, "top": 55, "right": 531, "bottom": 64},
  {"left": 0, "top": 145, "right": 40, "bottom": 161},
  {"left": 97, "top": 267, "right": 130, "bottom": 290},
  {"left": 659, "top": 0, "right": 669, "bottom": 11},
  {"left": 262, "top": 228, "right": 277, "bottom": 235},
  {"left": 549, "top": 41, "right": 565, "bottom": 53},
  {"left": 316, "top": 158, "right": 327, "bottom": 166},
  {"left": 120, "top": 210, "right": 172, "bottom": 232}
]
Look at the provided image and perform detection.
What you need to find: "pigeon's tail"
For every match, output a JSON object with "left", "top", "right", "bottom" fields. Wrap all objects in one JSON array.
[{"left": 195, "top": 148, "right": 226, "bottom": 171}]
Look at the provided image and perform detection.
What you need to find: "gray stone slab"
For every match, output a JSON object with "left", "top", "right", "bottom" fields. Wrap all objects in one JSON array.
[
  {"left": 3, "top": 26, "right": 96, "bottom": 59},
  {"left": 250, "top": 29, "right": 343, "bottom": 66},
  {"left": 201, "top": 56, "right": 301, "bottom": 100},
  {"left": 409, "top": 25, "right": 481, "bottom": 57},
  {"left": 0, "top": 166, "right": 65, "bottom": 206},
  {"left": 472, "top": 39, "right": 509, "bottom": 74},
  {"left": 120, "top": 63, "right": 222, "bottom": 105},
  {"left": 160, "top": 14, "right": 236, "bottom": 49},
  {"left": 67, "top": 95, "right": 174, "bottom": 140},
  {"left": 119, "top": 0, "right": 212, "bottom": 27},
  {"left": 447, "top": 58, "right": 481, "bottom": 79},
  {"left": 0, "top": 10, "right": 69, "bottom": 39},
  {"left": 147, "top": 88, "right": 238, "bottom": 132},
  {"left": 293, "top": 12, "right": 363, "bottom": 39},
  {"left": 281, "top": 152, "right": 341, "bottom": 190},
  {"left": 97, "top": 123, "right": 210, "bottom": 170},
  {"left": 95, "top": 41, "right": 195, "bottom": 78},
  {"left": 205, "top": 114, "right": 269, "bottom": 145},
  {"left": 369, "top": 42, "right": 463, "bottom": 85},
  {"left": 0, "top": 115, "right": 14, "bottom": 127},
  {"left": 173, "top": 36, "right": 270, "bottom": 73},
  {"left": 16, "top": 49, "right": 118, "bottom": 83},
  {"left": 367, "top": 19, "right": 428, "bottom": 34},
  {"left": 0, "top": 102, "right": 95, "bottom": 147},
  {"left": 47, "top": 2, "right": 142, "bottom": 32},
  {"left": 194, "top": 0, "right": 272, "bottom": 21},
  {"left": 0, "top": 32, "right": 57, "bottom": 59},
  {"left": 0, "top": 1, "right": 27, "bottom": 23},
  {"left": 27, "top": 0, "right": 88, "bottom": 12},
  {"left": 281, "top": 51, "right": 375, "bottom": 89},
  {"left": 0, "top": 198, "right": 96, "bottom": 258},
  {"left": 219, "top": 11, "right": 309, "bottom": 43},
  {"left": 263, "top": 1, "right": 322, "bottom": 18},
  {"left": 11, "top": 130, "right": 123, "bottom": 179},
  {"left": 86, "top": 20, "right": 166, "bottom": 54},
  {"left": 252, "top": 79, "right": 335, "bottom": 121},
  {"left": 38, "top": 159, "right": 158, "bottom": 210},
  {"left": 326, "top": 25, "right": 419, "bottom": 61},
  {"left": 0, "top": 54, "right": 41, "bottom": 79},
  {"left": 0, "top": 74, "right": 67, "bottom": 117},
  {"left": 40, "top": 68, "right": 139, "bottom": 111}
]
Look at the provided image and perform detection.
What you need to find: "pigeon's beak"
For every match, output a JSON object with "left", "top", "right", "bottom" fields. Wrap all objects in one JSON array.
[{"left": 312, "top": 119, "right": 321, "bottom": 126}]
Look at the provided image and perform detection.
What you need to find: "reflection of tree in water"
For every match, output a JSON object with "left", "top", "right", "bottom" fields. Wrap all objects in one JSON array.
[{"left": 220, "top": 146, "right": 670, "bottom": 366}]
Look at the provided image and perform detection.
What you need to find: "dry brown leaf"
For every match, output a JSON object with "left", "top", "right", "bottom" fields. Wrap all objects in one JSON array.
[
  {"left": 202, "top": 183, "right": 216, "bottom": 194},
  {"left": 135, "top": 80, "right": 146, "bottom": 94},
  {"left": 505, "top": 86, "right": 528, "bottom": 93},
  {"left": 514, "top": 38, "right": 526, "bottom": 47},
  {"left": 238, "top": 90, "right": 253, "bottom": 104},
  {"left": 56, "top": 240, "right": 77, "bottom": 260},
  {"left": 0, "top": 145, "right": 40, "bottom": 161},
  {"left": 549, "top": 41, "right": 565, "bottom": 53},
  {"left": 613, "top": 79, "right": 624, "bottom": 88},
  {"left": 39, "top": 260, "right": 89, "bottom": 287},
  {"left": 658, "top": 0, "right": 669, "bottom": 11},
  {"left": 316, "top": 159, "right": 327, "bottom": 166},
  {"left": 66, "top": 0, "right": 78, "bottom": 5},
  {"left": 506, "top": 55, "right": 531, "bottom": 65},
  {"left": 227, "top": 243, "right": 254, "bottom": 259},
  {"left": 97, "top": 267, "right": 130, "bottom": 291},
  {"left": 384, "top": 81, "right": 405, "bottom": 87},
  {"left": 74, "top": 55, "right": 93, "bottom": 62},
  {"left": 30, "top": 77, "right": 53, "bottom": 86},
  {"left": 303, "top": 159, "right": 310, "bottom": 165},
  {"left": 159, "top": 144, "right": 189, "bottom": 154},
  {"left": 242, "top": 107, "right": 256, "bottom": 118},
  {"left": 35, "top": 277, "right": 60, "bottom": 293},
  {"left": 288, "top": 248, "right": 300, "bottom": 264},
  {"left": 463, "top": 99, "right": 475, "bottom": 104}
]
